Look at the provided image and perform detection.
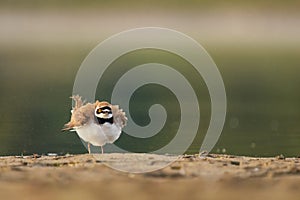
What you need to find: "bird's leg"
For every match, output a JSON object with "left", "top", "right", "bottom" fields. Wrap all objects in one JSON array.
[
  {"left": 101, "top": 146, "right": 104, "bottom": 154},
  {"left": 88, "top": 143, "right": 91, "bottom": 154}
]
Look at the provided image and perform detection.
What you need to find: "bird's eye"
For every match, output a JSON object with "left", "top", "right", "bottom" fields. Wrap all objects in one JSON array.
[{"left": 96, "top": 108, "right": 102, "bottom": 114}]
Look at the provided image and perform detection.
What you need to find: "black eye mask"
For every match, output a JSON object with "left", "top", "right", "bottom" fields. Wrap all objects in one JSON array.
[{"left": 96, "top": 106, "right": 112, "bottom": 115}]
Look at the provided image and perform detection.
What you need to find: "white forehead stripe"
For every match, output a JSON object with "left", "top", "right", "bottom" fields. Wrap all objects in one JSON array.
[{"left": 99, "top": 113, "right": 113, "bottom": 119}]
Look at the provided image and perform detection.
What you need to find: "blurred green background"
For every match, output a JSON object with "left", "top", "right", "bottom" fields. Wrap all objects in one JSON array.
[{"left": 0, "top": 1, "right": 299, "bottom": 156}]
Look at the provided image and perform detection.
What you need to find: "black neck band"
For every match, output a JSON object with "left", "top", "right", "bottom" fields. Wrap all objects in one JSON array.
[{"left": 97, "top": 117, "right": 113, "bottom": 124}]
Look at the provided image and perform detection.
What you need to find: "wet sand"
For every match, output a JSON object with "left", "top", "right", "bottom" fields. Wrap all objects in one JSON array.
[{"left": 1, "top": 153, "right": 300, "bottom": 200}]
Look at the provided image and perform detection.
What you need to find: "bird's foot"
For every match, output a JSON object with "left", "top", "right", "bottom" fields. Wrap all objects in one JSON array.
[{"left": 88, "top": 143, "right": 91, "bottom": 154}]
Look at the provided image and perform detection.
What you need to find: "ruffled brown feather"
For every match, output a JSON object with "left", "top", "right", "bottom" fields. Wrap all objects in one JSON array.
[
  {"left": 112, "top": 105, "right": 127, "bottom": 128},
  {"left": 62, "top": 95, "right": 93, "bottom": 131},
  {"left": 62, "top": 95, "right": 127, "bottom": 131}
]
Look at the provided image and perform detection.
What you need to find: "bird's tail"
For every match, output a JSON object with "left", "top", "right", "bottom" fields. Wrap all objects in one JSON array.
[{"left": 61, "top": 122, "right": 75, "bottom": 132}]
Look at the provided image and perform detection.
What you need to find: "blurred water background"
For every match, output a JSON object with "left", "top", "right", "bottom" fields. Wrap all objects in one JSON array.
[{"left": 0, "top": 1, "right": 300, "bottom": 156}]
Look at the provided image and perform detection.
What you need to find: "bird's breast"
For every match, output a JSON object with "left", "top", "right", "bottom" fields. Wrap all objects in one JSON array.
[
  {"left": 75, "top": 122, "right": 108, "bottom": 146},
  {"left": 101, "top": 123, "right": 122, "bottom": 143}
]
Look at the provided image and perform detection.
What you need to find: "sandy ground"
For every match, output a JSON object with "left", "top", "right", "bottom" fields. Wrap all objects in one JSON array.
[{"left": 1, "top": 153, "right": 300, "bottom": 200}]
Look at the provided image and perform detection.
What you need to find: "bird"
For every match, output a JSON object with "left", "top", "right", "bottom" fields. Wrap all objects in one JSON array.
[{"left": 62, "top": 95, "right": 127, "bottom": 154}]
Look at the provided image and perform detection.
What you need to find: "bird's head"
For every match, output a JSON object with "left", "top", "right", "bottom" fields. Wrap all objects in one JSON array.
[{"left": 95, "top": 101, "right": 113, "bottom": 120}]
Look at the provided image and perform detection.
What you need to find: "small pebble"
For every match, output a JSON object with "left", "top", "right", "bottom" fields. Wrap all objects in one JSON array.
[
  {"left": 128, "top": 174, "right": 135, "bottom": 178},
  {"left": 47, "top": 153, "right": 58, "bottom": 157},
  {"left": 15, "top": 156, "right": 24, "bottom": 158},
  {"left": 230, "top": 161, "right": 240, "bottom": 166},
  {"left": 199, "top": 151, "right": 208, "bottom": 158},
  {"left": 170, "top": 165, "right": 182, "bottom": 170},
  {"left": 253, "top": 167, "right": 260, "bottom": 172},
  {"left": 276, "top": 154, "right": 285, "bottom": 160},
  {"left": 33, "top": 154, "right": 41, "bottom": 158}
]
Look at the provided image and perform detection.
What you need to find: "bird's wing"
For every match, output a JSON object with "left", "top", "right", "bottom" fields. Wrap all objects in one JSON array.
[
  {"left": 112, "top": 105, "right": 127, "bottom": 128},
  {"left": 72, "top": 103, "right": 94, "bottom": 125}
]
